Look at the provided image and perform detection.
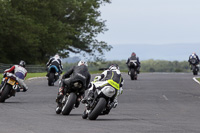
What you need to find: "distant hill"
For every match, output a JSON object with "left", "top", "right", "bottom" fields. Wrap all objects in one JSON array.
[
  {"left": 62, "top": 56, "right": 80, "bottom": 63},
  {"left": 104, "top": 43, "right": 200, "bottom": 61}
]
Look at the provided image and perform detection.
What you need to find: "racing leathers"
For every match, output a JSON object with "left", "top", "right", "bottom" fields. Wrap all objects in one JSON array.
[
  {"left": 83, "top": 68, "right": 124, "bottom": 108},
  {"left": 188, "top": 54, "right": 200, "bottom": 66},
  {"left": 46, "top": 57, "right": 63, "bottom": 76},
  {"left": 126, "top": 56, "right": 141, "bottom": 74},
  {"left": 56, "top": 65, "right": 91, "bottom": 106},
  {"left": 1, "top": 65, "right": 28, "bottom": 92}
]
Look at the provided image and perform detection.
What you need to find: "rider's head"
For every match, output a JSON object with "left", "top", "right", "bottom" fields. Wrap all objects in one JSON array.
[
  {"left": 19, "top": 60, "right": 26, "bottom": 68},
  {"left": 78, "top": 60, "right": 88, "bottom": 66},
  {"left": 54, "top": 54, "right": 60, "bottom": 59},
  {"left": 131, "top": 52, "right": 136, "bottom": 57},
  {"left": 108, "top": 64, "right": 119, "bottom": 71}
]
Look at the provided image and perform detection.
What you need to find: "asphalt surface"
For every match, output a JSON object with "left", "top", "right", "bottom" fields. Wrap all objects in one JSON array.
[{"left": 1, "top": 73, "right": 200, "bottom": 133}]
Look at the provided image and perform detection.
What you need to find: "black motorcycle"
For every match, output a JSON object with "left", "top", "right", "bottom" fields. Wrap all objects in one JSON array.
[
  {"left": 47, "top": 65, "right": 60, "bottom": 86},
  {"left": 82, "top": 81, "right": 117, "bottom": 120},
  {"left": 56, "top": 80, "right": 84, "bottom": 115},
  {"left": 128, "top": 60, "right": 138, "bottom": 80},
  {"left": 0, "top": 73, "right": 21, "bottom": 102},
  {"left": 190, "top": 58, "right": 199, "bottom": 75}
]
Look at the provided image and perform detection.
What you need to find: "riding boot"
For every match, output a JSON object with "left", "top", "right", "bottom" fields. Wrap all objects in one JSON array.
[{"left": 81, "top": 90, "right": 94, "bottom": 104}]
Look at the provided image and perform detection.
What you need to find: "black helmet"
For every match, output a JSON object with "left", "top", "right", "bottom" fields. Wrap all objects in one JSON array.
[{"left": 19, "top": 60, "right": 26, "bottom": 67}]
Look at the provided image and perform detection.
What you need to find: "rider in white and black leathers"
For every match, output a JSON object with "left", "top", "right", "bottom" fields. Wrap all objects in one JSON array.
[
  {"left": 126, "top": 52, "right": 141, "bottom": 74},
  {"left": 46, "top": 54, "right": 63, "bottom": 76},
  {"left": 82, "top": 64, "right": 124, "bottom": 108},
  {"left": 56, "top": 61, "right": 91, "bottom": 111}
]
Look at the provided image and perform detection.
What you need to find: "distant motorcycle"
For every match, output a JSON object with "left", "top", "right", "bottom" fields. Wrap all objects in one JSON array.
[
  {"left": 47, "top": 65, "right": 61, "bottom": 86},
  {"left": 82, "top": 81, "right": 117, "bottom": 120},
  {"left": 0, "top": 73, "right": 23, "bottom": 102},
  {"left": 128, "top": 60, "right": 138, "bottom": 80},
  {"left": 190, "top": 58, "right": 199, "bottom": 75},
  {"left": 56, "top": 80, "right": 84, "bottom": 115}
]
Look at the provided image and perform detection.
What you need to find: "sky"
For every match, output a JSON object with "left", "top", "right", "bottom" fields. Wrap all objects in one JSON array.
[
  {"left": 69, "top": 0, "right": 200, "bottom": 61},
  {"left": 97, "top": 0, "right": 200, "bottom": 45}
]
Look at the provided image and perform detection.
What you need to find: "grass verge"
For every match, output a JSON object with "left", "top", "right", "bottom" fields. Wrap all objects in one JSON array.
[{"left": 196, "top": 78, "right": 200, "bottom": 82}]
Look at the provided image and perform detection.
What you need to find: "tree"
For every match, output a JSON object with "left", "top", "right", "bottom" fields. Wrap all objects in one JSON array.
[{"left": 0, "top": 0, "right": 112, "bottom": 64}]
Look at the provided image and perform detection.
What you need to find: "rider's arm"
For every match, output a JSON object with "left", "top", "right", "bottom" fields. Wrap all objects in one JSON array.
[
  {"left": 86, "top": 74, "right": 91, "bottom": 89},
  {"left": 46, "top": 58, "right": 53, "bottom": 66},
  {"left": 126, "top": 58, "right": 130, "bottom": 64},
  {"left": 62, "top": 66, "right": 75, "bottom": 79},
  {"left": 4, "top": 66, "right": 15, "bottom": 73},
  {"left": 137, "top": 57, "right": 140, "bottom": 64}
]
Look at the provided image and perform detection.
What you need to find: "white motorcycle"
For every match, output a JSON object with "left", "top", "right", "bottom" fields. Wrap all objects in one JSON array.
[{"left": 82, "top": 80, "right": 117, "bottom": 120}]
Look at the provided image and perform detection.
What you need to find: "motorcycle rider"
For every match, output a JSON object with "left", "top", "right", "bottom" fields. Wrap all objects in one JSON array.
[
  {"left": 126, "top": 52, "right": 141, "bottom": 74},
  {"left": 82, "top": 64, "right": 124, "bottom": 111},
  {"left": 46, "top": 54, "right": 63, "bottom": 76},
  {"left": 56, "top": 60, "right": 91, "bottom": 112},
  {"left": 188, "top": 52, "right": 200, "bottom": 69},
  {"left": 0, "top": 60, "right": 28, "bottom": 92}
]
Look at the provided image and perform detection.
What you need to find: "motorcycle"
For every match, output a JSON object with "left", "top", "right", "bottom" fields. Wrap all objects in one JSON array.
[
  {"left": 82, "top": 81, "right": 117, "bottom": 120},
  {"left": 128, "top": 60, "right": 138, "bottom": 80},
  {"left": 56, "top": 80, "right": 84, "bottom": 115},
  {"left": 0, "top": 73, "right": 21, "bottom": 102},
  {"left": 47, "top": 65, "right": 60, "bottom": 86},
  {"left": 190, "top": 58, "right": 199, "bottom": 75}
]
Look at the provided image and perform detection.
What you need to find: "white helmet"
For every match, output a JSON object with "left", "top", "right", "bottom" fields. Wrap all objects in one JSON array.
[
  {"left": 78, "top": 60, "right": 88, "bottom": 66},
  {"left": 54, "top": 54, "right": 60, "bottom": 59},
  {"left": 109, "top": 64, "right": 119, "bottom": 70}
]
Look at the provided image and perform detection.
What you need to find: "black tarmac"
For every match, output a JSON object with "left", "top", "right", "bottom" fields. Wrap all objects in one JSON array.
[{"left": 1, "top": 73, "right": 200, "bottom": 133}]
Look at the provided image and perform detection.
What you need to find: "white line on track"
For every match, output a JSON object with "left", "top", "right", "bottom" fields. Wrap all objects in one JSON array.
[
  {"left": 162, "top": 95, "right": 169, "bottom": 101},
  {"left": 193, "top": 77, "right": 200, "bottom": 85},
  {"left": 27, "top": 77, "right": 47, "bottom": 81}
]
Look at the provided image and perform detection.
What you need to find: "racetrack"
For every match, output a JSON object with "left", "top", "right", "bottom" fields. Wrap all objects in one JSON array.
[{"left": 1, "top": 73, "right": 200, "bottom": 133}]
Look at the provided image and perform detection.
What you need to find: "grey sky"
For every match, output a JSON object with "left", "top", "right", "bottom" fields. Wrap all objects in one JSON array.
[{"left": 98, "top": 0, "right": 200, "bottom": 45}]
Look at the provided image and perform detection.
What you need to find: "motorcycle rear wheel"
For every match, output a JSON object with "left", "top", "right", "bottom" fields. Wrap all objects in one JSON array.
[
  {"left": 48, "top": 73, "right": 55, "bottom": 86},
  {"left": 82, "top": 110, "right": 88, "bottom": 119},
  {"left": 88, "top": 98, "right": 107, "bottom": 120},
  {"left": 61, "top": 93, "right": 77, "bottom": 115},
  {"left": 130, "top": 69, "right": 136, "bottom": 80},
  {"left": 0, "top": 84, "right": 12, "bottom": 102}
]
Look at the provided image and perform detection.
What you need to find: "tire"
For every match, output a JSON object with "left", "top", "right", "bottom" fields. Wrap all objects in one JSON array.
[
  {"left": 88, "top": 98, "right": 107, "bottom": 120},
  {"left": 61, "top": 93, "right": 77, "bottom": 115},
  {"left": 82, "top": 110, "right": 88, "bottom": 119},
  {"left": 130, "top": 69, "right": 135, "bottom": 80},
  {"left": 48, "top": 73, "right": 54, "bottom": 86},
  {"left": 0, "top": 84, "right": 12, "bottom": 103}
]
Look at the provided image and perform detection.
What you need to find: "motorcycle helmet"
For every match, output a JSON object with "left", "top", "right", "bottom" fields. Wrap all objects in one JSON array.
[
  {"left": 109, "top": 64, "right": 119, "bottom": 70},
  {"left": 19, "top": 60, "right": 26, "bottom": 67},
  {"left": 54, "top": 54, "right": 60, "bottom": 59},
  {"left": 131, "top": 52, "right": 136, "bottom": 57},
  {"left": 78, "top": 60, "right": 88, "bottom": 66}
]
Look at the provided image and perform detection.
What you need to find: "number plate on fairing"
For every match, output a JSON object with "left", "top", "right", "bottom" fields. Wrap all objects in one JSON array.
[{"left": 7, "top": 79, "right": 16, "bottom": 85}]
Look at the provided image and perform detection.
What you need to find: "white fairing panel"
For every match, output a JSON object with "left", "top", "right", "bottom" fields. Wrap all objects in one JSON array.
[{"left": 101, "top": 86, "right": 116, "bottom": 98}]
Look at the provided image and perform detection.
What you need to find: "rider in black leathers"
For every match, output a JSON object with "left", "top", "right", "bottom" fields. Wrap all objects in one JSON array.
[
  {"left": 126, "top": 52, "right": 141, "bottom": 74},
  {"left": 188, "top": 52, "right": 200, "bottom": 69},
  {"left": 56, "top": 60, "right": 91, "bottom": 111}
]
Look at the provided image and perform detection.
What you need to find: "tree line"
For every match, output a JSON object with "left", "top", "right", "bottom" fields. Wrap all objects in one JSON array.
[
  {"left": 63, "top": 59, "right": 191, "bottom": 73},
  {"left": 0, "top": 0, "right": 112, "bottom": 64}
]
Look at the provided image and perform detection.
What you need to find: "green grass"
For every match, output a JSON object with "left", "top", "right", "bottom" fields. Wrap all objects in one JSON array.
[
  {"left": 0, "top": 73, "right": 47, "bottom": 81},
  {"left": 197, "top": 78, "right": 200, "bottom": 82},
  {"left": 25, "top": 73, "right": 47, "bottom": 80}
]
